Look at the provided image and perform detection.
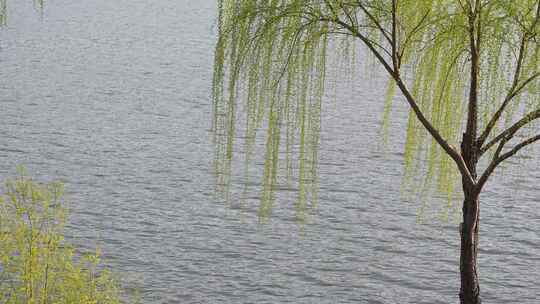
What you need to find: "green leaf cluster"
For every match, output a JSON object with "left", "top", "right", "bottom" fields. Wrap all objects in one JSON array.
[{"left": 0, "top": 172, "right": 123, "bottom": 304}]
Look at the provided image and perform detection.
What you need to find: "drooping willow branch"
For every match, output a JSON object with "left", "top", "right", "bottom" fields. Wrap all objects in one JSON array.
[
  {"left": 322, "top": 10, "right": 475, "bottom": 185},
  {"left": 477, "top": 0, "right": 540, "bottom": 148},
  {"left": 213, "top": 0, "right": 540, "bottom": 213}
]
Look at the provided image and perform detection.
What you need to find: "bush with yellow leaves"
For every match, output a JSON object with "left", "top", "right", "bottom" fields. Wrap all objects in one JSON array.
[{"left": 0, "top": 172, "right": 123, "bottom": 304}]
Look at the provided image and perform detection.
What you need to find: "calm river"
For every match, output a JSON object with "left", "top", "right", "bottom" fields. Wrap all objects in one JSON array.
[{"left": 1, "top": 1, "right": 539, "bottom": 303}]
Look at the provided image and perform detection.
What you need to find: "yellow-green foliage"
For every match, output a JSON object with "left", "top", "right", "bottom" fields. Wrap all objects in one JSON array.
[
  {"left": 214, "top": 0, "right": 331, "bottom": 219},
  {"left": 0, "top": 0, "right": 6, "bottom": 26},
  {"left": 0, "top": 174, "right": 122, "bottom": 304},
  {"left": 213, "top": 1, "right": 540, "bottom": 218},
  {"left": 0, "top": 0, "right": 44, "bottom": 26}
]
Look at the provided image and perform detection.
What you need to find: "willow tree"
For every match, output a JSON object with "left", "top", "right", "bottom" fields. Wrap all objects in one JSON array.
[{"left": 213, "top": 1, "right": 540, "bottom": 303}]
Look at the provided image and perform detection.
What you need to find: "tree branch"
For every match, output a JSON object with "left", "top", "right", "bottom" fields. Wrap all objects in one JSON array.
[
  {"left": 391, "top": 0, "right": 399, "bottom": 70},
  {"left": 478, "top": 134, "right": 540, "bottom": 190},
  {"left": 480, "top": 108, "right": 540, "bottom": 155},
  {"left": 355, "top": 0, "right": 393, "bottom": 44},
  {"left": 477, "top": 41, "right": 537, "bottom": 147},
  {"left": 325, "top": 14, "right": 475, "bottom": 185},
  {"left": 398, "top": 10, "right": 430, "bottom": 63},
  {"left": 478, "top": 0, "right": 540, "bottom": 147}
]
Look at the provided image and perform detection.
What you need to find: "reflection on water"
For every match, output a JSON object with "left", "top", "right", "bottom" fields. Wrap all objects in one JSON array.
[{"left": 0, "top": 1, "right": 539, "bottom": 303}]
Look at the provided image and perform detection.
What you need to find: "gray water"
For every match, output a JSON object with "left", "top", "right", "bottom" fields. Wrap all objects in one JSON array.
[{"left": 1, "top": 1, "right": 539, "bottom": 303}]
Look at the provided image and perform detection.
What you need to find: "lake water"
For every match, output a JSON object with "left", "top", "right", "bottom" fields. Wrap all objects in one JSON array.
[{"left": 1, "top": 1, "right": 539, "bottom": 303}]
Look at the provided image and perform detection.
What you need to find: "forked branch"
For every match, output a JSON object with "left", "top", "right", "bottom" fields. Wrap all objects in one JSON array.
[
  {"left": 478, "top": 1, "right": 540, "bottom": 146},
  {"left": 478, "top": 134, "right": 540, "bottom": 190},
  {"left": 326, "top": 11, "right": 475, "bottom": 185},
  {"left": 478, "top": 71, "right": 540, "bottom": 147},
  {"left": 480, "top": 109, "right": 540, "bottom": 155}
]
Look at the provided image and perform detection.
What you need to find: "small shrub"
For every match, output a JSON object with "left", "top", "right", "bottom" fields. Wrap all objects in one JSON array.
[{"left": 0, "top": 172, "right": 122, "bottom": 304}]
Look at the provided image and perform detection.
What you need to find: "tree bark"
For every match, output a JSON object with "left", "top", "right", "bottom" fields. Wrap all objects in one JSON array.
[
  {"left": 459, "top": 182, "right": 481, "bottom": 304},
  {"left": 460, "top": 123, "right": 480, "bottom": 303}
]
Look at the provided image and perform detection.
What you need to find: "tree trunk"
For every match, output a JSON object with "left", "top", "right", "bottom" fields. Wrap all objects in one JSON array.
[{"left": 459, "top": 184, "right": 481, "bottom": 304}]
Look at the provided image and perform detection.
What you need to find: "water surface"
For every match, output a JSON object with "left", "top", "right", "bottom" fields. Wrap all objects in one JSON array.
[{"left": 1, "top": 1, "right": 539, "bottom": 303}]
